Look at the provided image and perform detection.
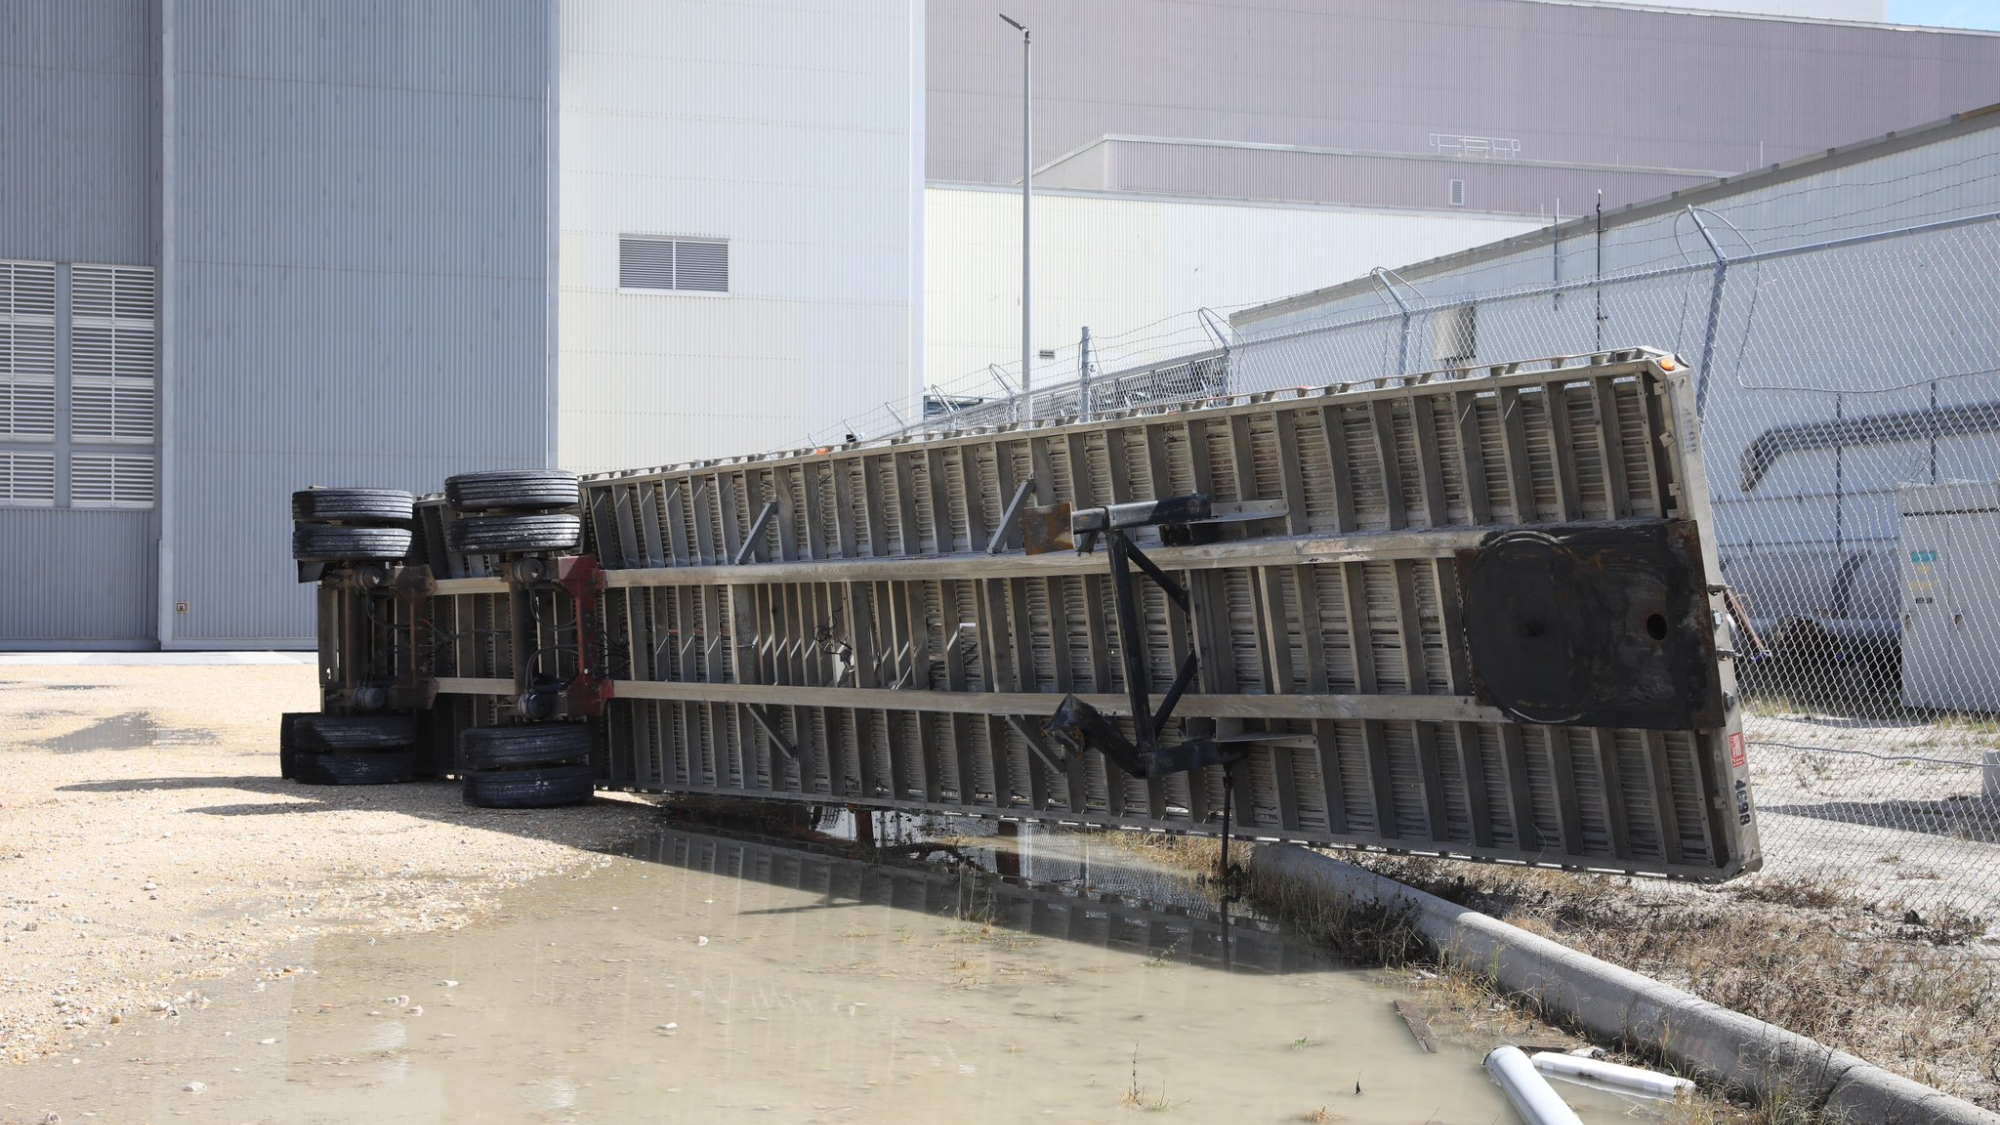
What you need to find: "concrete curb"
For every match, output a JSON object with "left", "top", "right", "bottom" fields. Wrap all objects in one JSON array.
[{"left": 1251, "top": 844, "right": 2000, "bottom": 1125}]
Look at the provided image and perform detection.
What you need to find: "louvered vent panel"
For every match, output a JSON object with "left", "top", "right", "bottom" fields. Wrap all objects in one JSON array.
[
  {"left": 71, "top": 382, "right": 156, "bottom": 442},
  {"left": 0, "top": 451, "right": 56, "bottom": 506},
  {"left": 619, "top": 237, "right": 728, "bottom": 293},
  {"left": 71, "top": 324, "right": 157, "bottom": 381},
  {"left": 71, "top": 453, "right": 156, "bottom": 508},
  {"left": 674, "top": 239, "right": 728, "bottom": 292},
  {"left": 0, "top": 322, "right": 57, "bottom": 378},
  {"left": 0, "top": 262, "right": 58, "bottom": 440},
  {"left": 1, "top": 382, "right": 57, "bottom": 438},
  {"left": 620, "top": 237, "right": 675, "bottom": 290},
  {"left": 72, "top": 265, "right": 155, "bottom": 321},
  {"left": 71, "top": 264, "right": 157, "bottom": 447},
  {"left": 1, "top": 262, "right": 57, "bottom": 317}
]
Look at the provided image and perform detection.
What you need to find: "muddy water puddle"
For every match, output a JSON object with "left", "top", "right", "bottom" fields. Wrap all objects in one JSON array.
[{"left": 10, "top": 825, "right": 1670, "bottom": 1123}]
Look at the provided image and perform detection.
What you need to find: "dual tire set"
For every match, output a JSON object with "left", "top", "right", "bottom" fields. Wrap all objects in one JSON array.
[
  {"left": 292, "top": 488, "right": 417, "bottom": 563},
  {"left": 277, "top": 716, "right": 594, "bottom": 808},
  {"left": 290, "top": 469, "right": 584, "bottom": 563},
  {"left": 457, "top": 724, "right": 596, "bottom": 808},
  {"left": 443, "top": 468, "right": 591, "bottom": 808},
  {"left": 280, "top": 713, "right": 419, "bottom": 785},
  {"left": 443, "top": 470, "right": 583, "bottom": 553},
  {"left": 283, "top": 469, "right": 592, "bottom": 809}
]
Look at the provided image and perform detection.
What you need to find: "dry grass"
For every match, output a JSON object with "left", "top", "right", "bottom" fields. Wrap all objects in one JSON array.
[
  {"left": 1091, "top": 831, "right": 1997, "bottom": 1121},
  {"left": 1030, "top": 830, "right": 1999, "bottom": 1119},
  {"left": 1350, "top": 856, "right": 2000, "bottom": 1118},
  {"left": 1099, "top": 828, "right": 1226, "bottom": 873}
]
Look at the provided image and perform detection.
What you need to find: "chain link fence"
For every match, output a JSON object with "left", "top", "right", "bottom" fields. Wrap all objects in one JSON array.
[
  {"left": 1230, "top": 213, "right": 2000, "bottom": 928},
  {"left": 866, "top": 211, "right": 2000, "bottom": 926}
]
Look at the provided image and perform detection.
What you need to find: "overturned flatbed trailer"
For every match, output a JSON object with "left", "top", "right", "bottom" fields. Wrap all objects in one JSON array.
[{"left": 301, "top": 348, "right": 1762, "bottom": 880}]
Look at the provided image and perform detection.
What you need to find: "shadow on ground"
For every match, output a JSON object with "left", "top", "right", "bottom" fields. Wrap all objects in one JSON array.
[
  {"left": 1762, "top": 796, "right": 2000, "bottom": 844},
  {"left": 62, "top": 776, "right": 290, "bottom": 795}
]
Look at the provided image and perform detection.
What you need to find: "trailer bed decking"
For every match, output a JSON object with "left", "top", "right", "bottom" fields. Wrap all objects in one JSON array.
[{"left": 313, "top": 349, "right": 1761, "bottom": 880}]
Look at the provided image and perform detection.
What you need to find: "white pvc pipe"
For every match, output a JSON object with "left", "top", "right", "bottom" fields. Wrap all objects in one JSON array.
[
  {"left": 1533, "top": 1051, "right": 1695, "bottom": 1099},
  {"left": 1486, "top": 1046, "right": 1586, "bottom": 1125}
]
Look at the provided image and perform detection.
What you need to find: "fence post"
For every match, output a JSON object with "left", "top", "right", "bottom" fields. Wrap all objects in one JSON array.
[
  {"left": 1078, "top": 325, "right": 1094, "bottom": 422},
  {"left": 988, "top": 364, "right": 1017, "bottom": 424},
  {"left": 1688, "top": 207, "right": 1731, "bottom": 418},
  {"left": 1196, "top": 307, "right": 1233, "bottom": 395},
  {"left": 1371, "top": 268, "right": 1418, "bottom": 378}
]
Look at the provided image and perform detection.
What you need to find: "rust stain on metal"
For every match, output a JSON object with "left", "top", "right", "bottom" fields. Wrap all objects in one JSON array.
[{"left": 1020, "top": 502, "right": 1075, "bottom": 555}]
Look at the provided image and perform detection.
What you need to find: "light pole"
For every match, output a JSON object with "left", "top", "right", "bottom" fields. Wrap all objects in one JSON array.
[{"left": 1000, "top": 13, "right": 1032, "bottom": 421}]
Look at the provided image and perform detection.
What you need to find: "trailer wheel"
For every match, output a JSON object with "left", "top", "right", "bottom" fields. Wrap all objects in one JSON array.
[
  {"left": 292, "top": 525, "right": 413, "bottom": 562},
  {"left": 446, "top": 513, "right": 582, "bottom": 554},
  {"left": 291, "top": 488, "right": 416, "bottom": 525},
  {"left": 462, "top": 763, "right": 595, "bottom": 809},
  {"left": 460, "top": 723, "right": 594, "bottom": 770},
  {"left": 290, "top": 713, "right": 417, "bottom": 751},
  {"left": 295, "top": 750, "right": 417, "bottom": 786},
  {"left": 444, "top": 470, "right": 580, "bottom": 513},
  {"left": 278, "top": 712, "right": 308, "bottom": 779}
]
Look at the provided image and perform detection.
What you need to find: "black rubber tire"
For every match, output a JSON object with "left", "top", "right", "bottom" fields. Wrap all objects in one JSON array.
[
  {"left": 460, "top": 723, "right": 594, "bottom": 770},
  {"left": 278, "top": 712, "right": 307, "bottom": 780},
  {"left": 444, "top": 470, "right": 579, "bottom": 513},
  {"left": 291, "top": 713, "right": 417, "bottom": 751},
  {"left": 462, "top": 764, "right": 595, "bottom": 809},
  {"left": 295, "top": 751, "right": 416, "bottom": 786},
  {"left": 292, "top": 525, "right": 413, "bottom": 562},
  {"left": 291, "top": 488, "right": 415, "bottom": 525},
  {"left": 447, "top": 513, "right": 582, "bottom": 554}
]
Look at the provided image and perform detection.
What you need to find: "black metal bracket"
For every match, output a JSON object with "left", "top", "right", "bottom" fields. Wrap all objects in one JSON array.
[
  {"left": 1042, "top": 493, "right": 1245, "bottom": 781},
  {"left": 1457, "top": 519, "right": 1723, "bottom": 729}
]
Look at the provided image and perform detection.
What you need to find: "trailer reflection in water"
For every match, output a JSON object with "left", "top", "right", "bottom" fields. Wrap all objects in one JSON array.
[
  {"left": 617, "top": 820, "right": 1310, "bottom": 974},
  {"left": 259, "top": 824, "right": 1668, "bottom": 1123}
]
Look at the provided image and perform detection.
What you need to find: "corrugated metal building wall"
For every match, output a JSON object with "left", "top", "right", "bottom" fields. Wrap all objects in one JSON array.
[
  {"left": 1232, "top": 118, "right": 2000, "bottom": 336},
  {"left": 0, "top": 1, "right": 556, "bottom": 649},
  {"left": 0, "top": 0, "right": 160, "bottom": 647},
  {"left": 161, "top": 0, "right": 556, "bottom": 648},
  {"left": 555, "top": 0, "right": 923, "bottom": 473},
  {"left": 928, "top": 0, "right": 2000, "bottom": 191}
]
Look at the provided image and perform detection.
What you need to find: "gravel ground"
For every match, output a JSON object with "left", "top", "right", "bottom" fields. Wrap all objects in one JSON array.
[
  {"left": 1743, "top": 708, "right": 2000, "bottom": 920},
  {"left": 0, "top": 664, "right": 663, "bottom": 1065}
]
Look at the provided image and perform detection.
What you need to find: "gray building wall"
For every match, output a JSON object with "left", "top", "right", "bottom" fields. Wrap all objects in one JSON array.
[
  {"left": 0, "top": 1, "right": 556, "bottom": 650},
  {"left": 161, "top": 0, "right": 557, "bottom": 647},
  {"left": 929, "top": 0, "right": 2000, "bottom": 198},
  {"left": 0, "top": 0, "right": 158, "bottom": 648},
  {"left": 1035, "top": 136, "right": 1722, "bottom": 216},
  {"left": 0, "top": 510, "right": 156, "bottom": 643},
  {"left": 0, "top": 0, "right": 155, "bottom": 263}
]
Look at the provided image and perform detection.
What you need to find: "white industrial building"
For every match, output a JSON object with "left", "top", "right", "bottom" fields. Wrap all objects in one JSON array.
[
  {"left": 556, "top": 1, "right": 924, "bottom": 473},
  {"left": 4, "top": 0, "right": 1998, "bottom": 648},
  {"left": 922, "top": 185, "right": 1544, "bottom": 398},
  {"left": 1222, "top": 106, "right": 2000, "bottom": 676}
]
